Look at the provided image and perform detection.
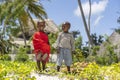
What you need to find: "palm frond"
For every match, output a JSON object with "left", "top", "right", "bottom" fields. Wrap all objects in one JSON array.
[
  {"left": 27, "top": 10, "right": 37, "bottom": 31},
  {"left": 27, "top": 0, "right": 47, "bottom": 19}
]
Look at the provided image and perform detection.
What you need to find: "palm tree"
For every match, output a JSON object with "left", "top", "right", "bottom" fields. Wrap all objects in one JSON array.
[
  {"left": 77, "top": 0, "right": 93, "bottom": 46},
  {"left": 88, "top": 0, "right": 92, "bottom": 53},
  {"left": 0, "top": 0, "right": 47, "bottom": 47},
  {"left": 88, "top": 0, "right": 91, "bottom": 33}
]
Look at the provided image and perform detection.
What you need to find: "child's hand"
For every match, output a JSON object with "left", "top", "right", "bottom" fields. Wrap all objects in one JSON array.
[{"left": 72, "top": 51, "right": 76, "bottom": 54}]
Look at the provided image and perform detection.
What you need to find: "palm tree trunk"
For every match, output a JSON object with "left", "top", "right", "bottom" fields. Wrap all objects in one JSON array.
[
  {"left": 78, "top": 0, "right": 93, "bottom": 46},
  {"left": 88, "top": 0, "right": 91, "bottom": 33},
  {"left": 3, "top": 22, "right": 7, "bottom": 39},
  {"left": 27, "top": 10, "right": 37, "bottom": 31},
  {"left": 88, "top": 0, "right": 92, "bottom": 54},
  {"left": 19, "top": 20, "right": 27, "bottom": 47}
]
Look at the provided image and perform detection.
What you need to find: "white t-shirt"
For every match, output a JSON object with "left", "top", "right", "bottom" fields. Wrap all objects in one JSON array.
[{"left": 56, "top": 32, "right": 75, "bottom": 51}]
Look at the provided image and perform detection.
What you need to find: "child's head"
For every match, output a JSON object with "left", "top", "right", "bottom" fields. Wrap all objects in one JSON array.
[
  {"left": 62, "top": 23, "right": 65, "bottom": 30},
  {"left": 62, "top": 22, "right": 71, "bottom": 32},
  {"left": 37, "top": 21, "right": 45, "bottom": 31}
]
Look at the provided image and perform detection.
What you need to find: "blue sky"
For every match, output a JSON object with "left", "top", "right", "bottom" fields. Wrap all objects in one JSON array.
[{"left": 41, "top": 0, "right": 120, "bottom": 43}]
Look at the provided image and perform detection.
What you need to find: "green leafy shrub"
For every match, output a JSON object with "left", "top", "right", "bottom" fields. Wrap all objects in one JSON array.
[
  {"left": 85, "top": 55, "right": 96, "bottom": 62},
  {"left": 15, "top": 47, "right": 29, "bottom": 62},
  {"left": 79, "top": 62, "right": 104, "bottom": 80},
  {"left": 82, "top": 47, "right": 89, "bottom": 58},
  {"left": 0, "top": 61, "right": 36, "bottom": 80},
  {"left": 95, "top": 56, "right": 110, "bottom": 65},
  {"left": 91, "top": 46, "right": 100, "bottom": 56},
  {"left": 0, "top": 54, "right": 11, "bottom": 61},
  {"left": 95, "top": 56, "right": 104, "bottom": 64},
  {"left": 92, "top": 44, "right": 119, "bottom": 65},
  {"left": 48, "top": 33, "right": 57, "bottom": 53},
  {"left": 95, "top": 54, "right": 118, "bottom": 65},
  {"left": 73, "top": 49, "right": 85, "bottom": 62}
]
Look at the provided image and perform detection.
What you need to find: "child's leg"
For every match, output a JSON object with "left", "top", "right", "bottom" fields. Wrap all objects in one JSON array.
[
  {"left": 36, "top": 52, "right": 42, "bottom": 71},
  {"left": 63, "top": 49, "right": 72, "bottom": 73},
  {"left": 67, "top": 66, "right": 70, "bottom": 73},
  {"left": 36, "top": 61, "right": 41, "bottom": 71},
  {"left": 42, "top": 53, "right": 48, "bottom": 61},
  {"left": 41, "top": 53, "right": 49, "bottom": 71},
  {"left": 56, "top": 48, "right": 63, "bottom": 72},
  {"left": 57, "top": 66, "right": 60, "bottom": 72},
  {"left": 36, "top": 53, "right": 42, "bottom": 60},
  {"left": 42, "top": 61, "right": 46, "bottom": 71}
]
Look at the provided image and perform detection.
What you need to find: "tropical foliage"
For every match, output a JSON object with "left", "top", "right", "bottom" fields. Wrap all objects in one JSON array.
[
  {"left": 0, "top": 0, "right": 47, "bottom": 54},
  {"left": 0, "top": 61, "right": 120, "bottom": 80},
  {"left": 0, "top": 61, "right": 36, "bottom": 80},
  {"left": 0, "top": 0, "right": 47, "bottom": 47}
]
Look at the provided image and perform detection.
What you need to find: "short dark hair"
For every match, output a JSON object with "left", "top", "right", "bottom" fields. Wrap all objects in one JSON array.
[
  {"left": 37, "top": 21, "right": 45, "bottom": 25},
  {"left": 37, "top": 21, "right": 45, "bottom": 28},
  {"left": 64, "top": 21, "right": 71, "bottom": 29},
  {"left": 64, "top": 22, "right": 71, "bottom": 26}
]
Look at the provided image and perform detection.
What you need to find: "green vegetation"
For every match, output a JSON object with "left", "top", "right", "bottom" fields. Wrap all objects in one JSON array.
[
  {"left": 15, "top": 47, "right": 29, "bottom": 62},
  {"left": 0, "top": 61, "right": 36, "bottom": 80},
  {"left": 0, "top": 61, "right": 120, "bottom": 80},
  {"left": 0, "top": 54, "right": 11, "bottom": 61}
]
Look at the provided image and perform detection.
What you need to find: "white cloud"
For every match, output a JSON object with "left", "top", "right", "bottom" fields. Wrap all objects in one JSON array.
[
  {"left": 74, "top": 0, "right": 109, "bottom": 16},
  {"left": 94, "top": 15, "right": 104, "bottom": 26}
]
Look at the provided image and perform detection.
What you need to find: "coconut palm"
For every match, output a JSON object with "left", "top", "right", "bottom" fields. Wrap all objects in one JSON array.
[
  {"left": 88, "top": 0, "right": 92, "bottom": 54},
  {"left": 88, "top": 0, "right": 91, "bottom": 34},
  {"left": 0, "top": 0, "right": 47, "bottom": 46},
  {"left": 77, "top": 0, "right": 93, "bottom": 46}
]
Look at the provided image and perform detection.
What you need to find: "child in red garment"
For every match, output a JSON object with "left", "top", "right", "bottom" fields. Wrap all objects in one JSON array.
[{"left": 32, "top": 21, "right": 50, "bottom": 71}]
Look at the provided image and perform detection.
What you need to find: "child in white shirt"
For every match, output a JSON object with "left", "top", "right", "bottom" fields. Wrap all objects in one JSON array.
[{"left": 56, "top": 22, "right": 75, "bottom": 73}]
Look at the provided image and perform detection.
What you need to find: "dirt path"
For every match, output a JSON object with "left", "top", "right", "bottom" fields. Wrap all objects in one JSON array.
[{"left": 31, "top": 72, "right": 66, "bottom": 80}]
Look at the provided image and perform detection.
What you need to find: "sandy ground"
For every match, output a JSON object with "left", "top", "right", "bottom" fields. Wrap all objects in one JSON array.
[{"left": 31, "top": 72, "right": 66, "bottom": 80}]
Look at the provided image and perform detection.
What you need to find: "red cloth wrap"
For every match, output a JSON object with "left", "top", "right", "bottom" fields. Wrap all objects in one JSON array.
[{"left": 32, "top": 31, "right": 50, "bottom": 62}]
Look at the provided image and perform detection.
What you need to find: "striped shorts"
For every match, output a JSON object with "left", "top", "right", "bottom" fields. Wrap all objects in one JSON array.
[{"left": 56, "top": 47, "right": 72, "bottom": 66}]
